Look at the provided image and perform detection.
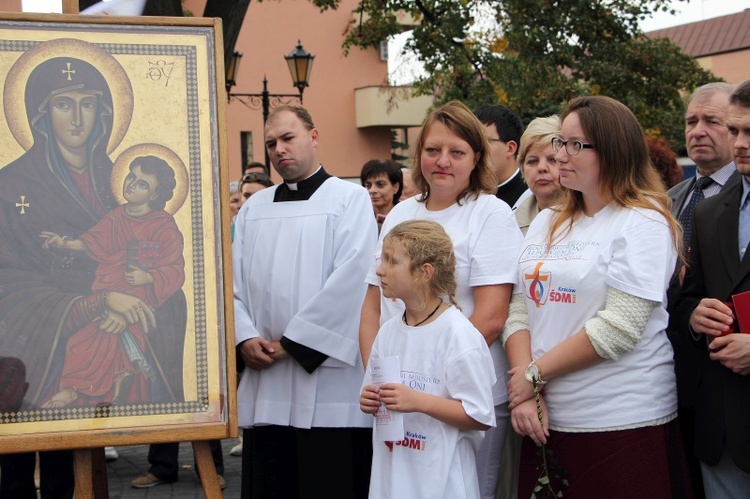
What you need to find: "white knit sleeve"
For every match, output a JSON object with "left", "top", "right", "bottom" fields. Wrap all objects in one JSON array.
[
  {"left": 501, "top": 293, "right": 529, "bottom": 346},
  {"left": 585, "top": 286, "right": 657, "bottom": 361}
]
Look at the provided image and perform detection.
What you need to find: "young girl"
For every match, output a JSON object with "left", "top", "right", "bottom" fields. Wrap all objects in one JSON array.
[{"left": 360, "top": 220, "right": 495, "bottom": 499}]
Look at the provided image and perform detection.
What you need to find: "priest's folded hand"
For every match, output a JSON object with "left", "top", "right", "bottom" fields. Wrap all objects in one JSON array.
[
  {"left": 268, "top": 340, "right": 290, "bottom": 361},
  {"left": 240, "top": 337, "right": 277, "bottom": 370}
]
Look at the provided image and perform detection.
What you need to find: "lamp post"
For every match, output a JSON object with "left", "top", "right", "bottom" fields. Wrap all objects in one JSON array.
[{"left": 228, "top": 41, "right": 315, "bottom": 171}]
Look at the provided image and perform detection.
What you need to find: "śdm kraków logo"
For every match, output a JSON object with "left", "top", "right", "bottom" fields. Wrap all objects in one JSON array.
[
  {"left": 523, "top": 262, "right": 577, "bottom": 307},
  {"left": 524, "top": 262, "right": 550, "bottom": 308}
]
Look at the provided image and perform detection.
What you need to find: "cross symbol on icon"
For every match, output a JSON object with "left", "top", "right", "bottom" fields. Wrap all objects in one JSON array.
[
  {"left": 16, "top": 195, "right": 29, "bottom": 214},
  {"left": 62, "top": 62, "right": 75, "bottom": 80}
]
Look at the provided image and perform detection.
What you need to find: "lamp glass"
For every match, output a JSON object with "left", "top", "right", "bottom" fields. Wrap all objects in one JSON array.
[{"left": 285, "top": 42, "right": 314, "bottom": 89}]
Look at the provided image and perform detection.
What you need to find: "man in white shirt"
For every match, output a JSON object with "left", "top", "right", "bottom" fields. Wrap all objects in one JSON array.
[{"left": 233, "top": 106, "right": 377, "bottom": 499}]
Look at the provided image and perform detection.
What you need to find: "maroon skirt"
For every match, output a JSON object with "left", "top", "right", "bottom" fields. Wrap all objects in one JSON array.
[{"left": 517, "top": 418, "right": 693, "bottom": 499}]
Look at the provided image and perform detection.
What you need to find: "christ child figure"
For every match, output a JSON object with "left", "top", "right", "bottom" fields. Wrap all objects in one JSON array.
[{"left": 40, "top": 155, "right": 185, "bottom": 408}]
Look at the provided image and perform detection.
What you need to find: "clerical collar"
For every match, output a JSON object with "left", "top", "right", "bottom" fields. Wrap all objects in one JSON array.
[
  {"left": 274, "top": 165, "right": 331, "bottom": 202},
  {"left": 498, "top": 168, "right": 521, "bottom": 188}
]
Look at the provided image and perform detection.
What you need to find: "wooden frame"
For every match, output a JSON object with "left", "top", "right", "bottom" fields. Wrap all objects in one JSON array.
[{"left": 0, "top": 13, "right": 236, "bottom": 453}]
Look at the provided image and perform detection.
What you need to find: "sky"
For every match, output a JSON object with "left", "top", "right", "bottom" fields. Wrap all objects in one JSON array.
[{"left": 640, "top": 0, "right": 749, "bottom": 31}]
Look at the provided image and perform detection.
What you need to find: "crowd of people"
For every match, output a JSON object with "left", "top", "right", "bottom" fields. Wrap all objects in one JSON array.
[
  {"left": 3, "top": 69, "right": 749, "bottom": 498},
  {"left": 230, "top": 78, "right": 750, "bottom": 499}
]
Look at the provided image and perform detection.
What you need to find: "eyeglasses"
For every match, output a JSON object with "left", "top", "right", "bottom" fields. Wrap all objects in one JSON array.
[
  {"left": 551, "top": 137, "right": 595, "bottom": 156},
  {"left": 488, "top": 137, "right": 507, "bottom": 143}
]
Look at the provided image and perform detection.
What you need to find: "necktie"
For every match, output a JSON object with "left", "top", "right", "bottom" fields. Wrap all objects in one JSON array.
[{"left": 678, "top": 176, "right": 714, "bottom": 251}]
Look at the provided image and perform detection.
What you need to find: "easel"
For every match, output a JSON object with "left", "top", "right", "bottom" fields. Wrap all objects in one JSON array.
[
  {"left": 73, "top": 441, "right": 222, "bottom": 499},
  {"left": 53, "top": 1, "right": 224, "bottom": 497}
]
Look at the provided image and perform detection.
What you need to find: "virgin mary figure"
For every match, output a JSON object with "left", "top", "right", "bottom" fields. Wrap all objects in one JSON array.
[{"left": 0, "top": 44, "right": 186, "bottom": 413}]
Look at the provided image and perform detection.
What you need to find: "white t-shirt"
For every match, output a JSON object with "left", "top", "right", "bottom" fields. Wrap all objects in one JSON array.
[
  {"left": 516, "top": 204, "right": 678, "bottom": 429},
  {"left": 365, "top": 306, "right": 496, "bottom": 499},
  {"left": 366, "top": 194, "right": 522, "bottom": 404}
]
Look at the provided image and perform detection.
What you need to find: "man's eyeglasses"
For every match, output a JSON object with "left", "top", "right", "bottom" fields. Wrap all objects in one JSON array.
[
  {"left": 551, "top": 137, "right": 595, "bottom": 156},
  {"left": 488, "top": 137, "right": 507, "bottom": 143}
]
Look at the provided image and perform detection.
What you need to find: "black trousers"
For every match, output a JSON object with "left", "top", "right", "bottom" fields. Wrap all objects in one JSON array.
[
  {"left": 0, "top": 450, "right": 74, "bottom": 499},
  {"left": 147, "top": 440, "right": 224, "bottom": 482},
  {"left": 241, "top": 426, "right": 372, "bottom": 499}
]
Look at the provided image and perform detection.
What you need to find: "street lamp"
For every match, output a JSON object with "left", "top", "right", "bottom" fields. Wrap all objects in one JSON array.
[
  {"left": 285, "top": 40, "right": 314, "bottom": 101},
  {"left": 226, "top": 51, "right": 242, "bottom": 94},
  {"left": 228, "top": 41, "right": 315, "bottom": 171}
]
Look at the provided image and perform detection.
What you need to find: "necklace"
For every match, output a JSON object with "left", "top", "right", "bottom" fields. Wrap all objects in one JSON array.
[{"left": 403, "top": 300, "right": 443, "bottom": 327}]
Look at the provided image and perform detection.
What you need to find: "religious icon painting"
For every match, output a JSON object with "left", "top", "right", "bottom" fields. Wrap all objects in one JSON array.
[{"left": 0, "top": 14, "right": 235, "bottom": 452}]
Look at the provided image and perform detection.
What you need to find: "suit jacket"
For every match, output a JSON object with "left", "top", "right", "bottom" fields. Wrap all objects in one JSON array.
[
  {"left": 495, "top": 170, "right": 527, "bottom": 208},
  {"left": 667, "top": 170, "right": 740, "bottom": 409},
  {"left": 668, "top": 168, "right": 740, "bottom": 217},
  {"left": 668, "top": 176, "right": 694, "bottom": 218},
  {"left": 673, "top": 180, "right": 750, "bottom": 471}
]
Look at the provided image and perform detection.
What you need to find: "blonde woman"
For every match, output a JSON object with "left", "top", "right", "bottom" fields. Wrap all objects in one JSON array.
[{"left": 514, "top": 116, "right": 564, "bottom": 235}]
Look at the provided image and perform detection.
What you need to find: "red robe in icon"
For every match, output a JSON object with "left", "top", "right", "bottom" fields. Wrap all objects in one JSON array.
[{"left": 56, "top": 205, "right": 185, "bottom": 405}]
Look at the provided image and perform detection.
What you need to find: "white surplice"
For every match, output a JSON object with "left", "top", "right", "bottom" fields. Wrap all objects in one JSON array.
[{"left": 233, "top": 177, "right": 377, "bottom": 429}]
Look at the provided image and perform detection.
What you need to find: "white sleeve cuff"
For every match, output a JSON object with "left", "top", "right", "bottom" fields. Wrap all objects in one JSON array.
[{"left": 502, "top": 293, "right": 529, "bottom": 346}]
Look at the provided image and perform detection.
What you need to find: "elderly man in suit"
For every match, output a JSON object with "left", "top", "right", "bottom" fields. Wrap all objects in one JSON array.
[
  {"left": 667, "top": 81, "right": 739, "bottom": 497},
  {"left": 669, "top": 82, "right": 739, "bottom": 229},
  {"left": 674, "top": 78, "right": 750, "bottom": 498}
]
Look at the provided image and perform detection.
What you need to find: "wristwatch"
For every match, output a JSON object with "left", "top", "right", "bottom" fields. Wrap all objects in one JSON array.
[{"left": 525, "top": 361, "right": 547, "bottom": 385}]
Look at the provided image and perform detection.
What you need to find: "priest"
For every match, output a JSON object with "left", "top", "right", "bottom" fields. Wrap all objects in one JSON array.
[{"left": 233, "top": 106, "right": 377, "bottom": 498}]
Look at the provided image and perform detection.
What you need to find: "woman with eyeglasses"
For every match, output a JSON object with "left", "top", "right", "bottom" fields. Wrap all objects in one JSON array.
[
  {"left": 360, "top": 101, "right": 523, "bottom": 499},
  {"left": 504, "top": 96, "right": 691, "bottom": 497}
]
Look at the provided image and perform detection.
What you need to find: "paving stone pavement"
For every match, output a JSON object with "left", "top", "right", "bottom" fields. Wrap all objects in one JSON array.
[{"left": 106, "top": 438, "right": 242, "bottom": 499}]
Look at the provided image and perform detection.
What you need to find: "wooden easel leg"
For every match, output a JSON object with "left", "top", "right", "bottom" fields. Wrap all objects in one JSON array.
[
  {"left": 74, "top": 448, "right": 109, "bottom": 499},
  {"left": 62, "top": 0, "right": 79, "bottom": 14},
  {"left": 74, "top": 449, "right": 94, "bottom": 499},
  {"left": 91, "top": 447, "right": 109, "bottom": 499},
  {"left": 193, "top": 440, "right": 222, "bottom": 499}
]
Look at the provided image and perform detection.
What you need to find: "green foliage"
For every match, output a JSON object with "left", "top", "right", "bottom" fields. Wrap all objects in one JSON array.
[
  {"left": 344, "top": 0, "right": 717, "bottom": 149},
  {"left": 311, "top": 0, "right": 342, "bottom": 10},
  {"left": 390, "top": 129, "right": 410, "bottom": 165}
]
